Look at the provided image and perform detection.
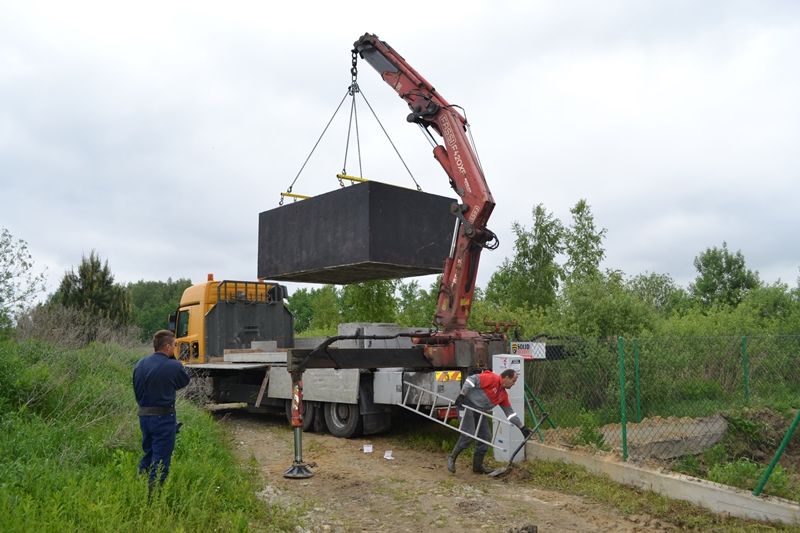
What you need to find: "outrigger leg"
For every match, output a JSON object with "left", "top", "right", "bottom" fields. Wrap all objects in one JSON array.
[{"left": 283, "top": 372, "right": 314, "bottom": 479}]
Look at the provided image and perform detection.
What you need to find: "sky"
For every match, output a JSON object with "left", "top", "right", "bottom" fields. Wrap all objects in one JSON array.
[{"left": 2, "top": 0, "right": 799, "bottom": 300}]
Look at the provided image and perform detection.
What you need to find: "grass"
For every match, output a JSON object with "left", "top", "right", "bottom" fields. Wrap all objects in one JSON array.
[{"left": 0, "top": 339, "right": 302, "bottom": 532}]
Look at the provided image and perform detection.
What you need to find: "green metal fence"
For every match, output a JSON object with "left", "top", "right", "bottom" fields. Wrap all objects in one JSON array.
[{"left": 523, "top": 334, "right": 800, "bottom": 488}]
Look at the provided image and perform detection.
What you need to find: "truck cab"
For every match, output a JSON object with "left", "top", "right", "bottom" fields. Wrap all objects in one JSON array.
[{"left": 169, "top": 275, "right": 294, "bottom": 363}]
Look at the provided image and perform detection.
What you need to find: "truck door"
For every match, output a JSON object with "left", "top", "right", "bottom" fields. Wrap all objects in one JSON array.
[{"left": 174, "top": 308, "right": 200, "bottom": 362}]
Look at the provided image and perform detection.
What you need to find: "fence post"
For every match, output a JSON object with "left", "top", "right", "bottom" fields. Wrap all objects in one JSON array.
[
  {"left": 741, "top": 336, "right": 750, "bottom": 404},
  {"left": 753, "top": 410, "right": 800, "bottom": 496},
  {"left": 633, "top": 338, "right": 642, "bottom": 423},
  {"left": 617, "top": 336, "right": 628, "bottom": 461}
]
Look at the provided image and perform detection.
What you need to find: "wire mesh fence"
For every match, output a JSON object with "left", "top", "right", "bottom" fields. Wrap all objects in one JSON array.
[{"left": 524, "top": 335, "right": 800, "bottom": 463}]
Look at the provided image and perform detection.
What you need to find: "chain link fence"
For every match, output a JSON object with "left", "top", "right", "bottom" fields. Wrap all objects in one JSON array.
[{"left": 524, "top": 335, "right": 800, "bottom": 463}]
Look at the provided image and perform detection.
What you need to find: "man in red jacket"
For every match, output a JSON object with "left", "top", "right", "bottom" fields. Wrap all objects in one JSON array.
[{"left": 447, "top": 368, "right": 532, "bottom": 474}]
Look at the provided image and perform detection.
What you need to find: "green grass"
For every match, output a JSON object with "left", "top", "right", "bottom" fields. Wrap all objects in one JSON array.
[{"left": 0, "top": 339, "right": 301, "bottom": 532}]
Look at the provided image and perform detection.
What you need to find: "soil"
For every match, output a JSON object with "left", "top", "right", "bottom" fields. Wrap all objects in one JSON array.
[{"left": 217, "top": 410, "right": 679, "bottom": 533}]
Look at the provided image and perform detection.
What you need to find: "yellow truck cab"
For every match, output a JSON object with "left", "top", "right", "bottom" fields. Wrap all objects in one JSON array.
[{"left": 169, "top": 274, "right": 293, "bottom": 363}]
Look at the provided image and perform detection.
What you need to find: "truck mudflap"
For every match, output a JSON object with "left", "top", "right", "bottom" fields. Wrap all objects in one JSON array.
[{"left": 359, "top": 374, "right": 392, "bottom": 435}]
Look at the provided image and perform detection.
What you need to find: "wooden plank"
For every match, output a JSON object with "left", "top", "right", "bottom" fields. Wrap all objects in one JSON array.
[{"left": 254, "top": 369, "right": 270, "bottom": 408}]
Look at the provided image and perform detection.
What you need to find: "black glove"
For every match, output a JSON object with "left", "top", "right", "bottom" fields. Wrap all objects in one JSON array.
[
  {"left": 520, "top": 426, "right": 533, "bottom": 438},
  {"left": 454, "top": 394, "right": 465, "bottom": 408}
]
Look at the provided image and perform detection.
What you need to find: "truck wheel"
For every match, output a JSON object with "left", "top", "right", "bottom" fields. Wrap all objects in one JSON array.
[
  {"left": 285, "top": 400, "right": 314, "bottom": 431},
  {"left": 323, "top": 402, "right": 363, "bottom": 438}
]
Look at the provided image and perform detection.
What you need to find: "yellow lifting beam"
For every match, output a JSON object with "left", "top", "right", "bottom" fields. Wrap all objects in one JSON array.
[
  {"left": 336, "top": 173, "right": 369, "bottom": 184},
  {"left": 280, "top": 192, "right": 311, "bottom": 201}
]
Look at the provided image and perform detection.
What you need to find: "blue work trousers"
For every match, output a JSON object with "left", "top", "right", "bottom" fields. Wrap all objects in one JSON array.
[{"left": 138, "top": 414, "right": 177, "bottom": 488}]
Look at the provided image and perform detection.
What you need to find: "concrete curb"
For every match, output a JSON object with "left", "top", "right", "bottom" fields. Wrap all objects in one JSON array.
[{"left": 526, "top": 442, "right": 800, "bottom": 525}]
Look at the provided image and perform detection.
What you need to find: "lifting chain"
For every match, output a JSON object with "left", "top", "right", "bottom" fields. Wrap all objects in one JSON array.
[
  {"left": 341, "top": 48, "right": 361, "bottom": 187},
  {"left": 349, "top": 48, "right": 359, "bottom": 95}
]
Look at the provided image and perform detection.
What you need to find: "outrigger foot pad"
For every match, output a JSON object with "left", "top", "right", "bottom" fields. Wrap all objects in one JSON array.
[{"left": 283, "top": 462, "right": 314, "bottom": 479}]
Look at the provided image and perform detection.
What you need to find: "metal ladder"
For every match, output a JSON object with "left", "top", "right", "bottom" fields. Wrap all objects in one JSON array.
[{"left": 398, "top": 381, "right": 513, "bottom": 452}]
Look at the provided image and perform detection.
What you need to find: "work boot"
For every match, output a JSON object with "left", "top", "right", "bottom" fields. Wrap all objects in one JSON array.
[
  {"left": 472, "top": 452, "right": 492, "bottom": 475},
  {"left": 447, "top": 450, "right": 461, "bottom": 473}
]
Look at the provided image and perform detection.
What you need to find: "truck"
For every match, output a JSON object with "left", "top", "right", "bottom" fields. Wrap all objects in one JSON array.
[
  {"left": 174, "top": 33, "right": 508, "bottom": 474},
  {"left": 172, "top": 274, "right": 468, "bottom": 438}
]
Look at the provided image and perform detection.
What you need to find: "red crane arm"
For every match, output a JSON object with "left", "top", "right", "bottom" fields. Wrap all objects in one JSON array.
[{"left": 354, "top": 33, "right": 496, "bottom": 333}]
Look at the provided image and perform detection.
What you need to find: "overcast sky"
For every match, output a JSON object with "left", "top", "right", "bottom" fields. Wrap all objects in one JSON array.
[{"left": 2, "top": 1, "right": 798, "bottom": 299}]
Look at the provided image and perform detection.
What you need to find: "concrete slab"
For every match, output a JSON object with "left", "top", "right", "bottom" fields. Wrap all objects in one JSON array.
[
  {"left": 251, "top": 340, "right": 278, "bottom": 351},
  {"left": 224, "top": 352, "right": 287, "bottom": 363},
  {"left": 526, "top": 442, "right": 800, "bottom": 525},
  {"left": 185, "top": 363, "right": 271, "bottom": 370},
  {"left": 541, "top": 414, "right": 728, "bottom": 460}
]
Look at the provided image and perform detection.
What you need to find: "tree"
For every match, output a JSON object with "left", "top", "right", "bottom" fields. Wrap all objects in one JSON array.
[
  {"left": 627, "top": 272, "right": 684, "bottom": 315},
  {"left": 557, "top": 270, "right": 654, "bottom": 338},
  {"left": 340, "top": 280, "right": 397, "bottom": 323},
  {"left": 52, "top": 251, "right": 131, "bottom": 326},
  {"left": 395, "top": 279, "right": 438, "bottom": 327},
  {"left": 309, "top": 285, "right": 341, "bottom": 331},
  {"left": 485, "top": 204, "right": 563, "bottom": 309},
  {"left": 690, "top": 242, "right": 760, "bottom": 307},
  {"left": 564, "top": 199, "right": 606, "bottom": 281},
  {"left": 128, "top": 278, "right": 192, "bottom": 341},
  {"left": 0, "top": 228, "right": 46, "bottom": 331},
  {"left": 287, "top": 287, "right": 315, "bottom": 333}
]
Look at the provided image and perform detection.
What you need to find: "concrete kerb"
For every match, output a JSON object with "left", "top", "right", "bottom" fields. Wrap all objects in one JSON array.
[{"left": 525, "top": 441, "right": 800, "bottom": 526}]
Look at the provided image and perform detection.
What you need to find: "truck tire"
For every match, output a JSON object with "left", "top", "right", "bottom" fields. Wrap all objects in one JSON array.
[
  {"left": 285, "top": 400, "right": 314, "bottom": 431},
  {"left": 323, "top": 401, "right": 363, "bottom": 438}
]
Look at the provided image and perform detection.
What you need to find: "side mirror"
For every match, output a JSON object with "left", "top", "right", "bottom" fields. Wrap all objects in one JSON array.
[{"left": 168, "top": 312, "right": 177, "bottom": 333}]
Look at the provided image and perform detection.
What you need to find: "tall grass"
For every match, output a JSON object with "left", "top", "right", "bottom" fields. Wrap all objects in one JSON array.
[{"left": 0, "top": 339, "right": 300, "bottom": 532}]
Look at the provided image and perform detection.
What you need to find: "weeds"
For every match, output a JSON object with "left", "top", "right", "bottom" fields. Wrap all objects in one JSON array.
[{"left": 567, "top": 410, "right": 607, "bottom": 450}]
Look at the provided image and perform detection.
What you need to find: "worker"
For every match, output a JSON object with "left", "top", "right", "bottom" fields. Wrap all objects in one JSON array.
[
  {"left": 133, "top": 329, "right": 191, "bottom": 492},
  {"left": 447, "top": 368, "right": 532, "bottom": 474}
]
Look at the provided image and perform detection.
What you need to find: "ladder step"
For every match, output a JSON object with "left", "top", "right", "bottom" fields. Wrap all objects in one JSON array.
[{"left": 398, "top": 380, "right": 511, "bottom": 452}]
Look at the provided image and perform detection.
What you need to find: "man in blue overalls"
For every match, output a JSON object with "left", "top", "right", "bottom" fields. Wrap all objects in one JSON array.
[{"left": 133, "top": 329, "right": 191, "bottom": 492}]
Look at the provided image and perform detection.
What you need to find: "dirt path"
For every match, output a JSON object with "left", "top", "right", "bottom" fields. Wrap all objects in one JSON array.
[{"left": 219, "top": 411, "right": 677, "bottom": 532}]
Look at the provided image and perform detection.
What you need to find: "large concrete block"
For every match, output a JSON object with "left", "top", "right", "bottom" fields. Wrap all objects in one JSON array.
[{"left": 257, "top": 181, "right": 456, "bottom": 284}]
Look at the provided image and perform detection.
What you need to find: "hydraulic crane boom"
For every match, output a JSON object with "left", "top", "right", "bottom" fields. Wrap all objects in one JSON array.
[
  {"left": 354, "top": 33, "right": 497, "bottom": 334},
  {"left": 283, "top": 34, "right": 507, "bottom": 478}
]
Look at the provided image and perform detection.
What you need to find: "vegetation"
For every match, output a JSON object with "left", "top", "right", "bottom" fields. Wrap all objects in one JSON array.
[
  {"left": 0, "top": 228, "right": 46, "bottom": 336},
  {"left": 485, "top": 203, "right": 564, "bottom": 309},
  {"left": 691, "top": 242, "right": 761, "bottom": 307},
  {"left": 128, "top": 278, "right": 192, "bottom": 342},
  {"left": 51, "top": 251, "right": 132, "bottom": 330},
  {"left": 0, "top": 339, "right": 300, "bottom": 532}
]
